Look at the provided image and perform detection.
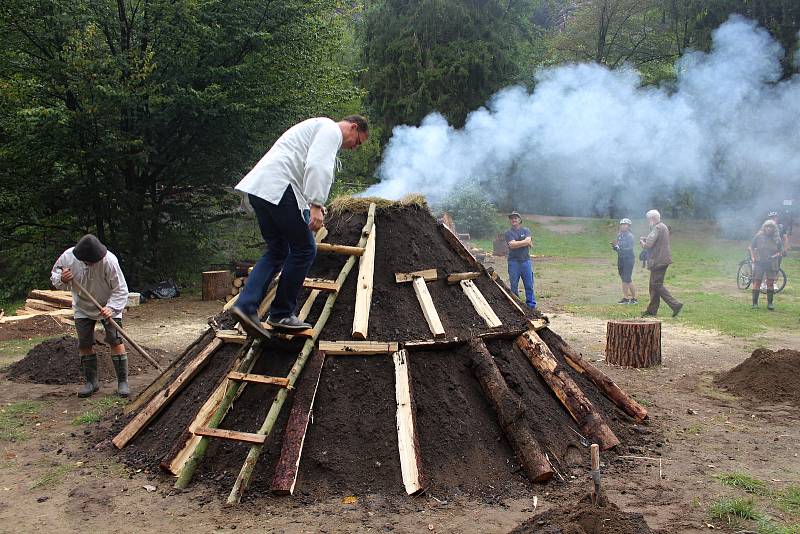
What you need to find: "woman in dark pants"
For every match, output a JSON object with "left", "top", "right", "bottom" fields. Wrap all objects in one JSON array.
[{"left": 612, "top": 218, "right": 637, "bottom": 304}]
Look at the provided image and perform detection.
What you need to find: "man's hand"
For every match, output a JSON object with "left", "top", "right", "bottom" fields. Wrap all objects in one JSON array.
[
  {"left": 100, "top": 307, "right": 113, "bottom": 319},
  {"left": 309, "top": 205, "right": 325, "bottom": 231},
  {"left": 61, "top": 268, "right": 74, "bottom": 283}
]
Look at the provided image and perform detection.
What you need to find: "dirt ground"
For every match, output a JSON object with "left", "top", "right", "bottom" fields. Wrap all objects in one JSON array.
[{"left": 0, "top": 295, "right": 798, "bottom": 533}]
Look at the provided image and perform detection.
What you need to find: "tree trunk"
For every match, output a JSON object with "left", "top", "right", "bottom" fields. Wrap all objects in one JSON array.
[
  {"left": 202, "top": 270, "right": 231, "bottom": 301},
  {"left": 605, "top": 320, "right": 661, "bottom": 368}
]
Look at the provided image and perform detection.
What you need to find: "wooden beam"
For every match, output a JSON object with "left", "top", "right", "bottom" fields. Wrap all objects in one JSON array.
[
  {"left": 298, "top": 289, "right": 321, "bottom": 322},
  {"left": 216, "top": 330, "right": 247, "bottom": 344},
  {"left": 193, "top": 427, "right": 267, "bottom": 445},
  {"left": 393, "top": 350, "right": 426, "bottom": 495},
  {"left": 515, "top": 330, "right": 620, "bottom": 451},
  {"left": 460, "top": 279, "right": 502, "bottom": 328},
  {"left": 270, "top": 350, "right": 326, "bottom": 495},
  {"left": 262, "top": 323, "right": 314, "bottom": 338},
  {"left": 227, "top": 372, "right": 289, "bottom": 387},
  {"left": 352, "top": 220, "right": 377, "bottom": 340},
  {"left": 395, "top": 269, "right": 438, "bottom": 284},
  {"left": 446, "top": 271, "right": 480, "bottom": 284},
  {"left": 112, "top": 337, "right": 224, "bottom": 449},
  {"left": 411, "top": 277, "right": 446, "bottom": 338},
  {"left": 403, "top": 337, "right": 466, "bottom": 351},
  {"left": 0, "top": 308, "right": 73, "bottom": 323},
  {"left": 303, "top": 278, "right": 339, "bottom": 292},
  {"left": 316, "top": 243, "right": 365, "bottom": 256},
  {"left": 318, "top": 340, "right": 399, "bottom": 355}
]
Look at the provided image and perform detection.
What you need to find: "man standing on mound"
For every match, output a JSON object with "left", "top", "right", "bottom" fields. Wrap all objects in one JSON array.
[
  {"left": 505, "top": 211, "right": 536, "bottom": 310},
  {"left": 51, "top": 234, "right": 130, "bottom": 397},
  {"left": 232, "top": 115, "right": 369, "bottom": 337}
]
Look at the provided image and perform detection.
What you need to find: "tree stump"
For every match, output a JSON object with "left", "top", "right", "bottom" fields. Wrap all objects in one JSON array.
[
  {"left": 605, "top": 320, "right": 661, "bottom": 368},
  {"left": 202, "top": 270, "right": 231, "bottom": 301}
]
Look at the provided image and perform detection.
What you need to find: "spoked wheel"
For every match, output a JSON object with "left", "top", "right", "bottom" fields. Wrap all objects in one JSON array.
[
  {"left": 736, "top": 260, "right": 753, "bottom": 290},
  {"left": 759, "top": 268, "right": 787, "bottom": 294}
]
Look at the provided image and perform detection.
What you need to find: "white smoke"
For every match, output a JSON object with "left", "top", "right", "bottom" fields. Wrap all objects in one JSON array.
[{"left": 365, "top": 16, "right": 800, "bottom": 220}]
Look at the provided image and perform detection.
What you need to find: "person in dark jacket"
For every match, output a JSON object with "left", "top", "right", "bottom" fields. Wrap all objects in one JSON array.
[
  {"left": 612, "top": 218, "right": 637, "bottom": 304},
  {"left": 640, "top": 210, "right": 683, "bottom": 317},
  {"left": 749, "top": 219, "right": 783, "bottom": 310}
]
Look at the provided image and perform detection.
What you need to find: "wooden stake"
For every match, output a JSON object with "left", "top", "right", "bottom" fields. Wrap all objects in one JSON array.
[
  {"left": 352, "top": 220, "right": 377, "bottom": 340},
  {"left": 395, "top": 269, "right": 438, "bottom": 283},
  {"left": 298, "top": 289, "right": 321, "bottom": 321},
  {"left": 446, "top": 272, "right": 480, "bottom": 284},
  {"left": 316, "top": 243, "right": 365, "bottom": 256},
  {"left": 393, "top": 350, "right": 426, "bottom": 495},
  {"left": 412, "top": 277, "right": 445, "bottom": 338},
  {"left": 302, "top": 278, "right": 339, "bottom": 292},
  {"left": 460, "top": 279, "right": 502, "bottom": 328}
]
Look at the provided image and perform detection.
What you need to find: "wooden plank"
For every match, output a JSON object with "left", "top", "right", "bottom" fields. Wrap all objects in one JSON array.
[
  {"left": 298, "top": 289, "right": 321, "bottom": 322},
  {"left": 393, "top": 350, "right": 426, "bottom": 494},
  {"left": 395, "top": 269, "right": 438, "bottom": 284},
  {"left": 216, "top": 330, "right": 247, "bottom": 344},
  {"left": 352, "top": 221, "right": 377, "bottom": 340},
  {"left": 262, "top": 323, "right": 314, "bottom": 338},
  {"left": 270, "top": 350, "right": 326, "bottom": 495},
  {"left": 112, "top": 337, "right": 224, "bottom": 449},
  {"left": 193, "top": 427, "right": 267, "bottom": 445},
  {"left": 403, "top": 337, "right": 465, "bottom": 351},
  {"left": 0, "top": 308, "right": 73, "bottom": 323},
  {"left": 303, "top": 278, "right": 339, "bottom": 292},
  {"left": 411, "top": 277, "right": 446, "bottom": 338},
  {"left": 318, "top": 340, "right": 399, "bottom": 355},
  {"left": 316, "top": 243, "right": 365, "bottom": 256},
  {"left": 460, "top": 279, "right": 502, "bottom": 328},
  {"left": 227, "top": 372, "right": 289, "bottom": 387},
  {"left": 446, "top": 272, "right": 480, "bottom": 284}
]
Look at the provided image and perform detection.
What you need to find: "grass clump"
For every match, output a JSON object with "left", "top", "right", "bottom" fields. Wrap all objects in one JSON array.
[
  {"left": 30, "top": 464, "right": 74, "bottom": 489},
  {"left": 709, "top": 497, "right": 762, "bottom": 525},
  {"left": 756, "top": 518, "right": 800, "bottom": 534},
  {"left": 328, "top": 194, "right": 427, "bottom": 214},
  {"left": 72, "top": 397, "right": 123, "bottom": 426},
  {"left": 778, "top": 486, "right": 800, "bottom": 515},
  {"left": 716, "top": 472, "right": 770, "bottom": 496},
  {"left": 0, "top": 401, "right": 44, "bottom": 441}
]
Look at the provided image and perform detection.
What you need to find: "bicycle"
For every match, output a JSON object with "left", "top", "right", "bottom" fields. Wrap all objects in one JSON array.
[{"left": 736, "top": 256, "right": 787, "bottom": 293}]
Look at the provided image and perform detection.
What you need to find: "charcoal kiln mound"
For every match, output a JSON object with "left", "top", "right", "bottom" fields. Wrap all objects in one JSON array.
[
  {"left": 714, "top": 348, "right": 800, "bottom": 406},
  {"left": 111, "top": 198, "right": 650, "bottom": 503},
  {"left": 509, "top": 497, "right": 657, "bottom": 534},
  {"left": 4, "top": 335, "right": 171, "bottom": 385}
]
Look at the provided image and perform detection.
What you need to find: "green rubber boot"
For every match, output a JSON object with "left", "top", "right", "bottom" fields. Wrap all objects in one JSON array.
[
  {"left": 112, "top": 354, "right": 130, "bottom": 398},
  {"left": 78, "top": 354, "right": 100, "bottom": 398},
  {"left": 767, "top": 290, "right": 775, "bottom": 311},
  {"left": 751, "top": 290, "right": 759, "bottom": 309}
]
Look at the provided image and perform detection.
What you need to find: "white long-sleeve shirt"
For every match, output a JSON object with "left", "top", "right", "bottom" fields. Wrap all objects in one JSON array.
[
  {"left": 235, "top": 117, "right": 342, "bottom": 211},
  {"left": 50, "top": 247, "right": 129, "bottom": 320}
]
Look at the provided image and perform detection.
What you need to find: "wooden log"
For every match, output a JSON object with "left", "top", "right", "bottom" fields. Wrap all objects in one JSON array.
[
  {"left": 516, "top": 330, "right": 620, "bottom": 450},
  {"left": 202, "top": 270, "right": 231, "bottom": 301},
  {"left": 605, "top": 320, "right": 662, "bottom": 368},
  {"left": 315, "top": 243, "right": 365, "bottom": 256},
  {"left": 539, "top": 328, "right": 648, "bottom": 422},
  {"left": 460, "top": 279, "right": 502, "bottom": 328},
  {"left": 24, "top": 299, "right": 60, "bottom": 312},
  {"left": 318, "top": 340, "right": 399, "bottom": 355},
  {"left": 28, "top": 290, "right": 73, "bottom": 307},
  {"left": 352, "top": 220, "right": 377, "bottom": 340},
  {"left": 0, "top": 308, "right": 74, "bottom": 323},
  {"left": 393, "top": 350, "right": 426, "bottom": 494},
  {"left": 270, "top": 350, "right": 326, "bottom": 495},
  {"left": 411, "top": 277, "right": 445, "bottom": 338},
  {"left": 468, "top": 339, "right": 554, "bottom": 482},
  {"left": 446, "top": 271, "right": 480, "bottom": 284},
  {"left": 232, "top": 277, "right": 244, "bottom": 288},
  {"left": 394, "top": 269, "right": 438, "bottom": 283},
  {"left": 112, "top": 337, "right": 224, "bottom": 448}
]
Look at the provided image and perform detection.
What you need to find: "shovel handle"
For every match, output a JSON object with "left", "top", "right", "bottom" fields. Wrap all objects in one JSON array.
[{"left": 591, "top": 444, "right": 600, "bottom": 471}]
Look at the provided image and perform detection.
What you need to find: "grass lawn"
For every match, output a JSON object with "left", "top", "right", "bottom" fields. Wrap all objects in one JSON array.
[{"left": 474, "top": 214, "right": 799, "bottom": 339}]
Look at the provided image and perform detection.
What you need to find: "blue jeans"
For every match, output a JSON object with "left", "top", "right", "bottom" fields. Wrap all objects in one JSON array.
[
  {"left": 508, "top": 258, "right": 536, "bottom": 308},
  {"left": 236, "top": 187, "right": 316, "bottom": 320}
]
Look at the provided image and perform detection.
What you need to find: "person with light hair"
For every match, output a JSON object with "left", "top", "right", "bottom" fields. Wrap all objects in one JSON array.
[
  {"left": 748, "top": 219, "right": 783, "bottom": 310},
  {"left": 640, "top": 210, "right": 683, "bottom": 317}
]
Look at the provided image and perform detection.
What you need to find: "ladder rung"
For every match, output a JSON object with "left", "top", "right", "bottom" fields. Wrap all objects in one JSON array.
[
  {"left": 193, "top": 427, "right": 267, "bottom": 444},
  {"left": 315, "top": 243, "right": 365, "bottom": 256},
  {"left": 227, "top": 372, "right": 289, "bottom": 387},
  {"left": 303, "top": 278, "right": 338, "bottom": 291},
  {"left": 262, "top": 323, "right": 314, "bottom": 338}
]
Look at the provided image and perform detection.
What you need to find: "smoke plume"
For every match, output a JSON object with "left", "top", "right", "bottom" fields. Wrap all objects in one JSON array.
[{"left": 365, "top": 16, "right": 800, "bottom": 223}]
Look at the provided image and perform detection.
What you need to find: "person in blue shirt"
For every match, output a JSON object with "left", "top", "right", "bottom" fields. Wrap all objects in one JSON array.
[
  {"left": 612, "top": 218, "right": 637, "bottom": 304},
  {"left": 505, "top": 211, "right": 536, "bottom": 310}
]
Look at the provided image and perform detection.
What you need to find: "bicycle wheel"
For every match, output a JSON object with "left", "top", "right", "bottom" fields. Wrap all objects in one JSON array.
[
  {"left": 759, "top": 268, "right": 787, "bottom": 294},
  {"left": 736, "top": 260, "right": 753, "bottom": 290}
]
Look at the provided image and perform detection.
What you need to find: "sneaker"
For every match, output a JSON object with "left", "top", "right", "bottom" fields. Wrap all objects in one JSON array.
[
  {"left": 617, "top": 298, "right": 630, "bottom": 304},
  {"left": 231, "top": 306, "right": 272, "bottom": 339},
  {"left": 671, "top": 303, "right": 683, "bottom": 317},
  {"left": 267, "top": 315, "right": 312, "bottom": 331},
  {"left": 628, "top": 298, "right": 638, "bottom": 305}
]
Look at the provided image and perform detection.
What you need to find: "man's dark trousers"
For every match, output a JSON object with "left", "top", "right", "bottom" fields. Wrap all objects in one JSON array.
[
  {"left": 645, "top": 265, "right": 680, "bottom": 315},
  {"left": 237, "top": 187, "right": 316, "bottom": 320}
]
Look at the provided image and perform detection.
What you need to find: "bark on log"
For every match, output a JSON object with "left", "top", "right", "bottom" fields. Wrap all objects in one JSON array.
[
  {"left": 28, "top": 290, "right": 73, "bottom": 307},
  {"left": 605, "top": 320, "right": 661, "bottom": 368},
  {"left": 202, "top": 270, "right": 231, "bottom": 301},
  {"left": 538, "top": 328, "right": 647, "bottom": 422},
  {"left": 516, "top": 330, "right": 620, "bottom": 451},
  {"left": 468, "top": 339, "right": 554, "bottom": 482}
]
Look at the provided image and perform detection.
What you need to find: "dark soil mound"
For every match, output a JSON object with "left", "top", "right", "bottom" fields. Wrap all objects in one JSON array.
[
  {"left": 0, "top": 315, "right": 72, "bottom": 341},
  {"left": 510, "top": 497, "right": 656, "bottom": 534},
  {"left": 715, "top": 348, "right": 800, "bottom": 405},
  {"left": 5, "top": 335, "right": 171, "bottom": 384}
]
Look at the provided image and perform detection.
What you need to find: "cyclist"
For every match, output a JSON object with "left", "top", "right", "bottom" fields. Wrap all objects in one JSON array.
[{"left": 749, "top": 219, "right": 784, "bottom": 310}]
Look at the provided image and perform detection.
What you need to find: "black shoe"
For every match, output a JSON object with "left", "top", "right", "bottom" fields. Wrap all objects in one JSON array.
[
  {"left": 231, "top": 306, "right": 272, "bottom": 339},
  {"left": 267, "top": 315, "right": 312, "bottom": 331},
  {"left": 628, "top": 298, "right": 638, "bottom": 305},
  {"left": 672, "top": 303, "right": 683, "bottom": 317},
  {"left": 617, "top": 298, "right": 630, "bottom": 304}
]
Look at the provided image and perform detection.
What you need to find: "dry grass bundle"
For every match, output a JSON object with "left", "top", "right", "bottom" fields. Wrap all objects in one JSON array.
[{"left": 328, "top": 194, "right": 428, "bottom": 214}]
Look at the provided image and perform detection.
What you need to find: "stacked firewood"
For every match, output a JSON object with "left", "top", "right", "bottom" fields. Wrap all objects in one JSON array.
[
  {"left": 226, "top": 275, "right": 248, "bottom": 302},
  {"left": 16, "top": 290, "right": 73, "bottom": 315}
]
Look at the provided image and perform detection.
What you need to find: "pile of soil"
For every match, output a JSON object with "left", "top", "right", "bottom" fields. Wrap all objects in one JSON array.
[
  {"left": 0, "top": 314, "right": 72, "bottom": 341},
  {"left": 4, "top": 336, "right": 171, "bottom": 384},
  {"left": 509, "top": 498, "right": 656, "bottom": 534},
  {"left": 715, "top": 348, "right": 800, "bottom": 405}
]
